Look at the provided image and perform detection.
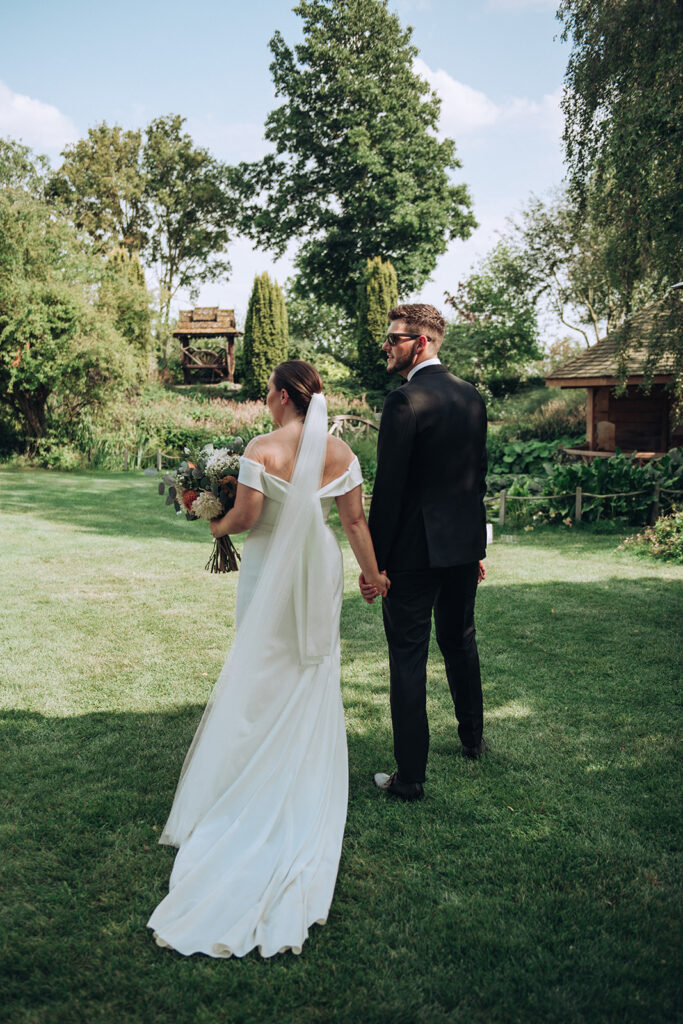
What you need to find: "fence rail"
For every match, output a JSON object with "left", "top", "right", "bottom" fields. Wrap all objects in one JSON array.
[
  {"left": 126, "top": 446, "right": 681, "bottom": 526},
  {"left": 487, "top": 484, "right": 682, "bottom": 526}
]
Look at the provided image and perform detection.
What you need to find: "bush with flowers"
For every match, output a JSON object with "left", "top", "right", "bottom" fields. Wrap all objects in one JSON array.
[{"left": 619, "top": 506, "right": 683, "bottom": 564}]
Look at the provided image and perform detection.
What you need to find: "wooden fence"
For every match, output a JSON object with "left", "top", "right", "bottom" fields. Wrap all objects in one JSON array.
[
  {"left": 489, "top": 484, "right": 682, "bottom": 527},
  {"left": 126, "top": 442, "right": 681, "bottom": 527}
]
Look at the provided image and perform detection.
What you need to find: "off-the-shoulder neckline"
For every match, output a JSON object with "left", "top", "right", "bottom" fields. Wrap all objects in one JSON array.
[{"left": 240, "top": 454, "right": 360, "bottom": 489}]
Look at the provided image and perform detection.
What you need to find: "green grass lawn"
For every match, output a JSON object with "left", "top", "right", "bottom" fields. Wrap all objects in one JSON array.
[{"left": 1, "top": 469, "right": 681, "bottom": 1024}]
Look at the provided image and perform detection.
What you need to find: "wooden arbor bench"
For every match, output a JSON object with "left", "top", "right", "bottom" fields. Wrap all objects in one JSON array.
[{"left": 173, "top": 307, "right": 243, "bottom": 384}]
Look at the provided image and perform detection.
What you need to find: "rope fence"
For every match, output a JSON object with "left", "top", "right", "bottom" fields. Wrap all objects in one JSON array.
[
  {"left": 126, "top": 445, "right": 682, "bottom": 526},
  {"left": 487, "top": 484, "right": 683, "bottom": 526}
]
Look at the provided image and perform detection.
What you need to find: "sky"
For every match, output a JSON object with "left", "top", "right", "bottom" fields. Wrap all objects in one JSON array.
[{"left": 1, "top": 0, "right": 570, "bottom": 334}]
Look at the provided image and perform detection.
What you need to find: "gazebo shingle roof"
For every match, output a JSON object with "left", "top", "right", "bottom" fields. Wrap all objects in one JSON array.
[{"left": 546, "top": 304, "right": 676, "bottom": 382}]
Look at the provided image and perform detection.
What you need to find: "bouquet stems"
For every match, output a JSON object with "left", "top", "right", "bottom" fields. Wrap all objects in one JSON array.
[{"left": 205, "top": 535, "right": 241, "bottom": 573}]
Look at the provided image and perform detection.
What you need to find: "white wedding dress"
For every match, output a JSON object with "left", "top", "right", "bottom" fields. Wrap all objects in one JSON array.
[{"left": 147, "top": 393, "right": 362, "bottom": 958}]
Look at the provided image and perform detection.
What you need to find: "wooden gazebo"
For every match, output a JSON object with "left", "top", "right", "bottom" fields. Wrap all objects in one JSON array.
[
  {"left": 546, "top": 303, "right": 683, "bottom": 459},
  {"left": 173, "top": 307, "right": 242, "bottom": 384}
]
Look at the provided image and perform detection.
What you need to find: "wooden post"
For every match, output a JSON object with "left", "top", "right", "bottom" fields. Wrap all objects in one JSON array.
[
  {"left": 157, "top": 450, "right": 162, "bottom": 472},
  {"left": 123, "top": 448, "right": 129, "bottom": 472},
  {"left": 498, "top": 489, "right": 506, "bottom": 528},
  {"left": 227, "top": 338, "right": 235, "bottom": 383},
  {"left": 575, "top": 486, "right": 582, "bottom": 523},
  {"left": 650, "top": 482, "right": 661, "bottom": 525}
]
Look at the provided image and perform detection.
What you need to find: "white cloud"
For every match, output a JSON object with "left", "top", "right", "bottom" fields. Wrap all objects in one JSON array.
[
  {"left": 414, "top": 58, "right": 498, "bottom": 134},
  {"left": 415, "top": 58, "right": 562, "bottom": 143},
  {"left": 487, "top": 0, "right": 557, "bottom": 9},
  {"left": 0, "top": 81, "right": 78, "bottom": 153},
  {"left": 503, "top": 87, "right": 563, "bottom": 140}
]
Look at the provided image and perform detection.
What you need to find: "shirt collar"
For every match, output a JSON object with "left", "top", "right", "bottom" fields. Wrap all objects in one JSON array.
[{"left": 407, "top": 357, "right": 441, "bottom": 382}]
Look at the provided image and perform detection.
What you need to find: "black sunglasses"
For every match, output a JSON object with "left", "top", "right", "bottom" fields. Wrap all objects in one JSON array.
[{"left": 382, "top": 332, "right": 431, "bottom": 347}]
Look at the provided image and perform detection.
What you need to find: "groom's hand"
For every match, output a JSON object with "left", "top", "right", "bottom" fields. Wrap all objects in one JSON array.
[{"left": 359, "top": 571, "right": 390, "bottom": 603}]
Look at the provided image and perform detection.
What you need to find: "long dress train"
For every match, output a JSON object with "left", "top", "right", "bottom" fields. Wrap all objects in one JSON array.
[{"left": 147, "top": 393, "right": 362, "bottom": 957}]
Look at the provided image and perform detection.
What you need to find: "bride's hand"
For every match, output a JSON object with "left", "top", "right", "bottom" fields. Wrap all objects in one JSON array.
[{"left": 210, "top": 515, "right": 229, "bottom": 539}]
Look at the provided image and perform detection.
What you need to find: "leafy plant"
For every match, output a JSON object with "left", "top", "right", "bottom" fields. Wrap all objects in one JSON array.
[{"left": 620, "top": 506, "right": 683, "bottom": 564}]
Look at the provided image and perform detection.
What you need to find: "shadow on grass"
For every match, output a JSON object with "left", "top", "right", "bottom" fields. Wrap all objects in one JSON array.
[
  {"left": 1, "top": 678, "right": 680, "bottom": 1023},
  {"left": 0, "top": 469, "right": 236, "bottom": 545}
]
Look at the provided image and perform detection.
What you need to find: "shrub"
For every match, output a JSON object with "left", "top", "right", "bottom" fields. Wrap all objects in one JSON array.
[
  {"left": 241, "top": 273, "right": 288, "bottom": 400},
  {"left": 356, "top": 257, "right": 398, "bottom": 391},
  {"left": 541, "top": 449, "right": 683, "bottom": 525},
  {"left": 620, "top": 506, "right": 683, "bottom": 563}
]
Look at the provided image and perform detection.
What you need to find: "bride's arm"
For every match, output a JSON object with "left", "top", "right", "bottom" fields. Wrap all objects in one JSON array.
[
  {"left": 336, "top": 486, "right": 389, "bottom": 597},
  {"left": 210, "top": 484, "right": 264, "bottom": 538}
]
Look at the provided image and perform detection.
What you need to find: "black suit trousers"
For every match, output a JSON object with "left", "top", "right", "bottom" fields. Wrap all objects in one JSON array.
[{"left": 381, "top": 562, "right": 483, "bottom": 783}]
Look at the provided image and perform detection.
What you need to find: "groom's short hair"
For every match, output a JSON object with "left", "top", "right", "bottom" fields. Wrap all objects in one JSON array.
[{"left": 387, "top": 304, "right": 446, "bottom": 345}]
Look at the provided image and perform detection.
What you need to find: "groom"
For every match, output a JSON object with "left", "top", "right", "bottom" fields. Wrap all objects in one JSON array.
[{"left": 360, "top": 303, "right": 488, "bottom": 801}]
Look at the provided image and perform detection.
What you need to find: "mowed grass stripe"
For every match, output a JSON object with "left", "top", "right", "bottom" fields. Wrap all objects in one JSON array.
[{"left": 1, "top": 469, "right": 681, "bottom": 1024}]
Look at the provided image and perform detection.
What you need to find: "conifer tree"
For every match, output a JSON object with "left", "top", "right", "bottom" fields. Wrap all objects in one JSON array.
[
  {"left": 356, "top": 257, "right": 398, "bottom": 390},
  {"left": 242, "top": 273, "right": 289, "bottom": 400}
]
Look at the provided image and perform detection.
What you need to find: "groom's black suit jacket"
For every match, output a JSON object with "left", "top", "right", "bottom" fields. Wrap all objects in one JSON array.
[{"left": 369, "top": 365, "right": 487, "bottom": 571}]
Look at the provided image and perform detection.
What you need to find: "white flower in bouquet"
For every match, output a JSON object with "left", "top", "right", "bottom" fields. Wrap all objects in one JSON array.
[
  {"left": 191, "top": 492, "right": 224, "bottom": 521},
  {"left": 204, "top": 448, "right": 241, "bottom": 480}
]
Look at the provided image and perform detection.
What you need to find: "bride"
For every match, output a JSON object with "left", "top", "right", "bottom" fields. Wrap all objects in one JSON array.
[{"left": 147, "top": 360, "right": 389, "bottom": 958}]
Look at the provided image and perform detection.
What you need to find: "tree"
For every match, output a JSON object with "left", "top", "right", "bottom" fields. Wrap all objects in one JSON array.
[
  {"left": 509, "top": 189, "right": 657, "bottom": 347},
  {"left": 142, "top": 115, "right": 234, "bottom": 333},
  {"left": 356, "top": 257, "right": 398, "bottom": 389},
  {"left": 444, "top": 243, "right": 542, "bottom": 380},
  {"left": 285, "top": 281, "right": 356, "bottom": 365},
  {"left": 96, "top": 246, "right": 151, "bottom": 357},
  {"left": 231, "top": 0, "right": 475, "bottom": 317},
  {"left": 0, "top": 137, "right": 49, "bottom": 193},
  {"left": 558, "top": 0, "right": 683, "bottom": 398},
  {"left": 241, "top": 274, "right": 289, "bottom": 400},
  {"left": 0, "top": 189, "right": 140, "bottom": 442},
  {"left": 48, "top": 116, "right": 236, "bottom": 357},
  {"left": 559, "top": 0, "right": 682, "bottom": 299},
  {"left": 48, "top": 122, "right": 146, "bottom": 254}
]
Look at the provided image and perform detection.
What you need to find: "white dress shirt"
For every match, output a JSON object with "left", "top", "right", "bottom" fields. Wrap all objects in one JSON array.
[{"left": 407, "top": 357, "right": 441, "bottom": 382}]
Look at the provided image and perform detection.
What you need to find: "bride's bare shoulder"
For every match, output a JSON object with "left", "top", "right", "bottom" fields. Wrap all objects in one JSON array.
[
  {"left": 325, "top": 435, "right": 356, "bottom": 475},
  {"left": 243, "top": 434, "right": 270, "bottom": 463}
]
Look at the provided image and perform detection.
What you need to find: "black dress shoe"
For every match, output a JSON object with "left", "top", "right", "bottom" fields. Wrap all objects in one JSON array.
[
  {"left": 373, "top": 771, "right": 424, "bottom": 801},
  {"left": 461, "top": 738, "right": 489, "bottom": 760}
]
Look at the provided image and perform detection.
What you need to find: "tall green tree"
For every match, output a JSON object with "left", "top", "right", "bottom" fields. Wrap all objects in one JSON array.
[
  {"left": 142, "top": 115, "right": 234, "bottom": 334},
  {"left": 356, "top": 256, "right": 398, "bottom": 389},
  {"left": 0, "top": 189, "right": 140, "bottom": 442},
  {"left": 241, "top": 273, "right": 289, "bottom": 400},
  {"left": 0, "top": 137, "right": 49, "bottom": 193},
  {"left": 559, "top": 0, "right": 682, "bottom": 299},
  {"left": 509, "top": 189, "right": 656, "bottom": 347},
  {"left": 558, "top": 0, "right": 683, "bottom": 399},
  {"left": 48, "top": 123, "right": 146, "bottom": 253},
  {"left": 231, "top": 0, "right": 475, "bottom": 317},
  {"left": 48, "top": 116, "right": 235, "bottom": 356},
  {"left": 444, "top": 243, "right": 541, "bottom": 379},
  {"left": 285, "top": 281, "right": 355, "bottom": 364},
  {"left": 96, "top": 247, "right": 151, "bottom": 357}
]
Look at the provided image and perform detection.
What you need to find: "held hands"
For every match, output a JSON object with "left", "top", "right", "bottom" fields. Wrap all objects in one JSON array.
[{"left": 358, "top": 571, "right": 390, "bottom": 604}]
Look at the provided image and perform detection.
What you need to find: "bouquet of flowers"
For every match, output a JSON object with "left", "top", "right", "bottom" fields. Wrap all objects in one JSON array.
[{"left": 157, "top": 439, "right": 245, "bottom": 573}]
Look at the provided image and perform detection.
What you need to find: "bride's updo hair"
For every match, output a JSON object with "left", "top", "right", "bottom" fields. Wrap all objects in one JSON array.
[{"left": 272, "top": 360, "right": 323, "bottom": 416}]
